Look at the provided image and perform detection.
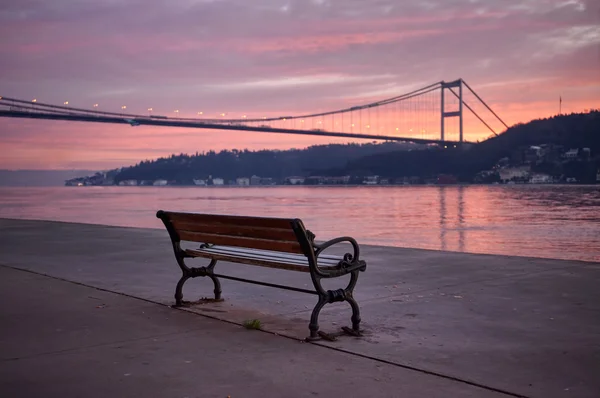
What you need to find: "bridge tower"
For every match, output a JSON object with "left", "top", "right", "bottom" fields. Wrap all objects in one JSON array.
[{"left": 440, "top": 79, "right": 463, "bottom": 143}]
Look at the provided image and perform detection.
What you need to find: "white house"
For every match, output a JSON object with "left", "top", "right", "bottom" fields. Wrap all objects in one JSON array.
[
  {"left": 363, "top": 176, "right": 379, "bottom": 185},
  {"left": 499, "top": 166, "right": 530, "bottom": 183},
  {"left": 118, "top": 179, "right": 138, "bottom": 186},
  {"left": 236, "top": 177, "right": 250, "bottom": 186},
  {"left": 529, "top": 174, "right": 553, "bottom": 184},
  {"left": 564, "top": 148, "right": 579, "bottom": 159},
  {"left": 250, "top": 175, "right": 261, "bottom": 185},
  {"left": 286, "top": 176, "right": 305, "bottom": 185}
]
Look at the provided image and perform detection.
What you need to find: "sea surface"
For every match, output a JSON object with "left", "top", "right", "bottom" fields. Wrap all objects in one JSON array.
[{"left": 0, "top": 185, "right": 598, "bottom": 262}]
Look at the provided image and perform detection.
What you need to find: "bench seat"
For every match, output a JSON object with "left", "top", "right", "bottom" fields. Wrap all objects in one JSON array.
[{"left": 186, "top": 245, "right": 346, "bottom": 273}]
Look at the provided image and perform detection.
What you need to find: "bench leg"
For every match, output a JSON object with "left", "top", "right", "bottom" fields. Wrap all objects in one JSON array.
[
  {"left": 347, "top": 294, "right": 361, "bottom": 333},
  {"left": 346, "top": 271, "right": 361, "bottom": 333},
  {"left": 308, "top": 297, "right": 328, "bottom": 340},
  {"left": 206, "top": 259, "right": 222, "bottom": 300},
  {"left": 173, "top": 259, "right": 221, "bottom": 306},
  {"left": 174, "top": 273, "right": 190, "bottom": 307},
  {"left": 306, "top": 270, "right": 362, "bottom": 340}
]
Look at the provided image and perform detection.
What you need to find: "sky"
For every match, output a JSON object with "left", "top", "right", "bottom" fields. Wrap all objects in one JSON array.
[{"left": 0, "top": 0, "right": 599, "bottom": 170}]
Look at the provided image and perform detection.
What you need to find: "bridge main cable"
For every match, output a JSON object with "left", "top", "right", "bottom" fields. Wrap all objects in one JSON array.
[
  {"left": 209, "top": 81, "right": 444, "bottom": 124},
  {"left": 1, "top": 81, "right": 444, "bottom": 125}
]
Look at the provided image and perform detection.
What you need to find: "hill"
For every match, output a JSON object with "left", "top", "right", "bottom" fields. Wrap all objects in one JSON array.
[
  {"left": 112, "top": 142, "right": 418, "bottom": 184},
  {"left": 67, "top": 110, "right": 600, "bottom": 186},
  {"left": 337, "top": 110, "right": 600, "bottom": 182}
]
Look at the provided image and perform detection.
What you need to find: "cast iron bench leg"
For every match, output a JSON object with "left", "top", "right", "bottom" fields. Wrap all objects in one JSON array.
[
  {"left": 308, "top": 297, "right": 328, "bottom": 339},
  {"left": 347, "top": 271, "right": 361, "bottom": 332},
  {"left": 174, "top": 273, "right": 190, "bottom": 307},
  {"left": 307, "top": 269, "right": 362, "bottom": 340},
  {"left": 174, "top": 259, "right": 221, "bottom": 306}
]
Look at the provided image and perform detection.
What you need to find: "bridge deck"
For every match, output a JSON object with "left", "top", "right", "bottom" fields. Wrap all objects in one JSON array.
[{"left": 0, "top": 109, "right": 463, "bottom": 144}]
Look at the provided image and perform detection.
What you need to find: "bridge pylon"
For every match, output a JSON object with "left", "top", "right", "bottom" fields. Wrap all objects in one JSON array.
[{"left": 440, "top": 79, "right": 464, "bottom": 143}]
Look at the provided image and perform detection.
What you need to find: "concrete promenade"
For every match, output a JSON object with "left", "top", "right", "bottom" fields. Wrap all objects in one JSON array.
[{"left": 1, "top": 218, "right": 599, "bottom": 397}]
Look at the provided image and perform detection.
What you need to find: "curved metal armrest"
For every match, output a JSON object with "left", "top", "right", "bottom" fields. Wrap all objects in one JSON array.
[
  {"left": 313, "top": 236, "right": 365, "bottom": 276},
  {"left": 314, "top": 236, "right": 360, "bottom": 258}
]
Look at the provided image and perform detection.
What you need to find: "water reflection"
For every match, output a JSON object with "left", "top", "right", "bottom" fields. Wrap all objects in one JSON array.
[
  {"left": 439, "top": 187, "right": 447, "bottom": 251},
  {"left": 0, "top": 185, "right": 598, "bottom": 262},
  {"left": 458, "top": 186, "right": 465, "bottom": 252},
  {"left": 438, "top": 186, "right": 466, "bottom": 253}
]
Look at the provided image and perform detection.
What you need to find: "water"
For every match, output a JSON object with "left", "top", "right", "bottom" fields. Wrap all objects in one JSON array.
[{"left": 0, "top": 185, "right": 598, "bottom": 262}]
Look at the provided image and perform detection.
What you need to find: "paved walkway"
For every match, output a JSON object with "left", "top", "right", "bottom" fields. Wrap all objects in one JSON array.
[
  {"left": 1, "top": 266, "right": 507, "bottom": 397},
  {"left": 1, "top": 218, "right": 599, "bottom": 397}
]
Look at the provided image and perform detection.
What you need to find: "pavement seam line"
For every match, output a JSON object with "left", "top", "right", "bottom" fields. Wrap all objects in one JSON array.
[
  {"left": 0, "top": 327, "right": 214, "bottom": 363},
  {"left": 1, "top": 263, "right": 530, "bottom": 398}
]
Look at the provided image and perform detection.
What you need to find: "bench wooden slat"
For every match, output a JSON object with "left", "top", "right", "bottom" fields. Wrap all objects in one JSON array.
[
  {"left": 179, "top": 230, "right": 304, "bottom": 254},
  {"left": 200, "top": 246, "right": 341, "bottom": 265},
  {"left": 186, "top": 249, "right": 342, "bottom": 272},
  {"left": 165, "top": 211, "right": 297, "bottom": 230},
  {"left": 187, "top": 249, "right": 311, "bottom": 272},
  {"left": 193, "top": 246, "right": 341, "bottom": 266},
  {"left": 171, "top": 221, "right": 299, "bottom": 242},
  {"left": 210, "top": 246, "right": 342, "bottom": 263}
]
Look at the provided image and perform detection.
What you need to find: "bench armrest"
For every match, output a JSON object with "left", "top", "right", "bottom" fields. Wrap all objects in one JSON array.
[{"left": 313, "top": 237, "right": 366, "bottom": 275}]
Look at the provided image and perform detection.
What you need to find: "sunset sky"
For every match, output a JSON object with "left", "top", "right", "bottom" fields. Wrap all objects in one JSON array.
[{"left": 1, "top": 0, "right": 599, "bottom": 170}]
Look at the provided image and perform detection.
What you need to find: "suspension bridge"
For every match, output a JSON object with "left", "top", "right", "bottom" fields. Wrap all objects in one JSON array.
[{"left": 0, "top": 79, "right": 508, "bottom": 146}]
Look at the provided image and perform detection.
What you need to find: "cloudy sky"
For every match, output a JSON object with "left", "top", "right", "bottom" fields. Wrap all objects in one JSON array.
[{"left": 1, "top": 0, "right": 599, "bottom": 169}]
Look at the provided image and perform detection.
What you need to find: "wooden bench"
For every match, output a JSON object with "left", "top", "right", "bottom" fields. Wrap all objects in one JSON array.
[{"left": 156, "top": 210, "right": 367, "bottom": 340}]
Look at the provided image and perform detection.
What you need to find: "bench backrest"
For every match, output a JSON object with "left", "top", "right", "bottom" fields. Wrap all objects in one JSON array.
[{"left": 156, "top": 210, "right": 311, "bottom": 255}]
